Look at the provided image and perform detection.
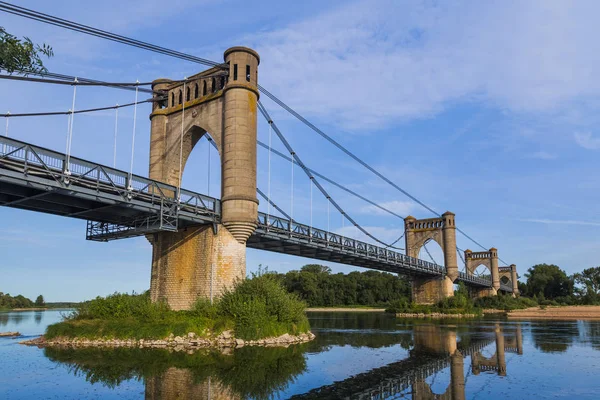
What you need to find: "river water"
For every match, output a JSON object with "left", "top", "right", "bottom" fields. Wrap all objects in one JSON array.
[{"left": 1, "top": 310, "right": 600, "bottom": 399}]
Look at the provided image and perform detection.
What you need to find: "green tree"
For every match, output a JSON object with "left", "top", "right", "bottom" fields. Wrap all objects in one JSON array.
[
  {"left": 0, "top": 27, "right": 53, "bottom": 74},
  {"left": 276, "top": 264, "right": 410, "bottom": 307},
  {"left": 301, "top": 264, "right": 332, "bottom": 274},
  {"left": 574, "top": 267, "right": 600, "bottom": 304},
  {"left": 525, "top": 264, "right": 573, "bottom": 300},
  {"left": 35, "top": 295, "right": 45, "bottom": 307}
]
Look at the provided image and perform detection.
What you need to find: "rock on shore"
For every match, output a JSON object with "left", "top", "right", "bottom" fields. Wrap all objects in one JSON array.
[
  {"left": 395, "top": 313, "right": 478, "bottom": 318},
  {"left": 20, "top": 330, "right": 316, "bottom": 350}
]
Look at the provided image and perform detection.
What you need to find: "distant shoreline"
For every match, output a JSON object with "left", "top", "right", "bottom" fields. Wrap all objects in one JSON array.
[{"left": 305, "top": 307, "right": 386, "bottom": 312}]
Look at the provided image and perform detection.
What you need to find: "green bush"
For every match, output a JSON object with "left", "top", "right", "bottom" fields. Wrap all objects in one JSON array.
[
  {"left": 74, "top": 291, "right": 169, "bottom": 321},
  {"left": 46, "top": 275, "right": 310, "bottom": 341},
  {"left": 219, "top": 273, "right": 309, "bottom": 340},
  {"left": 474, "top": 293, "right": 537, "bottom": 311},
  {"left": 385, "top": 294, "right": 477, "bottom": 315}
]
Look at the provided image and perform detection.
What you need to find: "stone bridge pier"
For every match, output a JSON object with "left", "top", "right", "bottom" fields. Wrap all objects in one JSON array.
[
  {"left": 147, "top": 47, "right": 260, "bottom": 310},
  {"left": 405, "top": 212, "right": 458, "bottom": 304}
]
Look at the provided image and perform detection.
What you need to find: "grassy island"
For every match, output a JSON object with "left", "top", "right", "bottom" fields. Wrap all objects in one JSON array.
[
  {"left": 385, "top": 289, "right": 539, "bottom": 317},
  {"left": 45, "top": 274, "right": 310, "bottom": 342}
]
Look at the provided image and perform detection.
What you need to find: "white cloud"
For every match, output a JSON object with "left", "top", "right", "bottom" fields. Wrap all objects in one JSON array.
[
  {"left": 574, "top": 131, "right": 600, "bottom": 150},
  {"left": 360, "top": 200, "right": 416, "bottom": 217},
  {"left": 246, "top": 0, "right": 600, "bottom": 129},
  {"left": 519, "top": 218, "right": 600, "bottom": 227}
]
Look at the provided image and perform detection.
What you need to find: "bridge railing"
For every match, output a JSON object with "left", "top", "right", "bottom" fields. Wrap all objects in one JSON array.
[
  {"left": 499, "top": 283, "right": 513, "bottom": 292},
  {"left": 457, "top": 271, "right": 494, "bottom": 287},
  {"left": 0, "top": 136, "right": 220, "bottom": 222},
  {"left": 257, "top": 212, "right": 447, "bottom": 275}
]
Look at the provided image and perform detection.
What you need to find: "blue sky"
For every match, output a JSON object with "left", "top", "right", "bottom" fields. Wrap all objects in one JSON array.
[{"left": 1, "top": 0, "right": 599, "bottom": 301}]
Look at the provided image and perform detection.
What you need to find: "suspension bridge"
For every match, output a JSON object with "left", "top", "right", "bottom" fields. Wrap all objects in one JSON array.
[{"left": 0, "top": 2, "right": 519, "bottom": 309}]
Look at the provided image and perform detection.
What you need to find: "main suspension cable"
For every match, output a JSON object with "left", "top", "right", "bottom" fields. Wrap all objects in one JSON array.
[
  {"left": 257, "top": 187, "right": 291, "bottom": 221},
  {"left": 0, "top": 0, "right": 505, "bottom": 262},
  {"left": 258, "top": 101, "right": 403, "bottom": 250},
  {"left": 259, "top": 85, "right": 507, "bottom": 263},
  {"left": 257, "top": 140, "right": 406, "bottom": 220},
  {"left": 0, "top": 2, "right": 224, "bottom": 69}
]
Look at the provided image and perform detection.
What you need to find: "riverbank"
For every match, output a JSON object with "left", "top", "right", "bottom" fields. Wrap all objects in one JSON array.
[
  {"left": 21, "top": 330, "right": 315, "bottom": 350},
  {"left": 508, "top": 306, "right": 600, "bottom": 320}
]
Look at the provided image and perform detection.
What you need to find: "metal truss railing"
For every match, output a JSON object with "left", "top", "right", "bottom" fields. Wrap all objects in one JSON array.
[
  {"left": 457, "top": 271, "right": 493, "bottom": 286},
  {"left": 1, "top": 136, "right": 509, "bottom": 291},
  {"left": 257, "top": 212, "right": 445, "bottom": 275},
  {"left": 257, "top": 213, "right": 499, "bottom": 287},
  {"left": 0, "top": 136, "right": 220, "bottom": 235},
  {"left": 499, "top": 283, "right": 513, "bottom": 292}
]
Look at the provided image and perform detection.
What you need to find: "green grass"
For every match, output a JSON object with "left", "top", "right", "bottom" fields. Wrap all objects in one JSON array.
[
  {"left": 385, "top": 292, "right": 539, "bottom": 315},
  {"left": 385, "top": 294, "right": 482, "bottom": 316},
  {"left": 45, "top": 274, "right": 310, "bottom": 341}
]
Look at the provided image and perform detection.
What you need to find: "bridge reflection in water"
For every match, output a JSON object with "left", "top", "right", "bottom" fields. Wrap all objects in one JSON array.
[
  {"left": 43, "top": 320, "right": 523, "bottom": 400},
  {"left": 138, "top": 323, "right": 524, "bottom": 400}
]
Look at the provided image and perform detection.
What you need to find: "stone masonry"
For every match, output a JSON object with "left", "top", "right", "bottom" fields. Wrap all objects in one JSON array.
[
  {"left": 148, "top": 47, "right": 260, "bottom": 310},
  {"left": 404, "top": 212, "right": 457, "bottom": 304},
  {"left": 465, "top": 248, "right": 500, "bottom": 297}
]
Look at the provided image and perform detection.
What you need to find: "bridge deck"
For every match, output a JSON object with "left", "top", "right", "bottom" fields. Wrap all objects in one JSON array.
[{"left": 0, "top": 136, "right": 508, "bottom": 290}]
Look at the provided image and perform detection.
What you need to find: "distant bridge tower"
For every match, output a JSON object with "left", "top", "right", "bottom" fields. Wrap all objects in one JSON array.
[
  {"left": 147, "top": 47, "right": 260, "bottom": 310},
  {"left": 499, "top": 264, "right": 520, "bottom": 297},
  {"left": 404, "top": 212, "right": 458, "bottom": 304},
  {"left": 465, "top": 248, "right": 500, "bottom": 297}
]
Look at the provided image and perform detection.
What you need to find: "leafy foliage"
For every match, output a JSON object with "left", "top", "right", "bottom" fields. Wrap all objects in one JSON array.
[
  {"left": 274, "top": 264, "right": 410, "bottom": 307},
  {"left": 46, "top": 277, "right": 310, "bottom": 341},
  {"left": 522, "top": 264, "right": 574, "bottom": 300},
  {"left": 0, "top": 27, "right": 53, "bottom": 74},
  {"left": 574, "top": 267, "right": 600, "bottom": 304},
  {"left": 474, "top": 293, "right": 537, "bottom": 311},
  {"left": 385, "top": 290, "right": 480, "bottom": 315},
  {"left": 219, "top": 273, "right": 309, "bottom": 340},
  {"left": 35, "top": 295, "right": 45, "bottom": 307},
  {"left": 0, "top": 292, "right": 35, "bottom": 309}
]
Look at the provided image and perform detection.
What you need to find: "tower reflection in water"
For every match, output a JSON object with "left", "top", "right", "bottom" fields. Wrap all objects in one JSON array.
[{"left": 45, "top": 322, "right": 523, "bottom": 400}]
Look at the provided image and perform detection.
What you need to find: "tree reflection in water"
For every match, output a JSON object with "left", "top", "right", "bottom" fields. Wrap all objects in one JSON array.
[
  {"left": 45, "top": 345, "right": 307, "bottom": 400},
  {"left": 43, "top": 318, "right": 527, "bottom": 400},
  {"left": 530, "top": 321, "right": 580, "bottom": 353}
]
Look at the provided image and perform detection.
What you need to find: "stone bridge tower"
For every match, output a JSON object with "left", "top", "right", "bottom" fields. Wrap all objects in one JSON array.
[
  {"left": 499, "top": 264, "right": 520, "bottom": 297},
  {"left": 465, "top": 248, "right": 500, "bottom": 297},
  {"left": 404, "top": 212, "right": 458, "bottom": 304},
  {"left": 147, "top": 47, "right": 260, "bottom": 310}
]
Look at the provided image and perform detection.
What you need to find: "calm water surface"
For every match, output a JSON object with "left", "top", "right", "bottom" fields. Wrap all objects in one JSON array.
[{"left": 1, "top": 310, "right": 600, "bottom": 399}]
